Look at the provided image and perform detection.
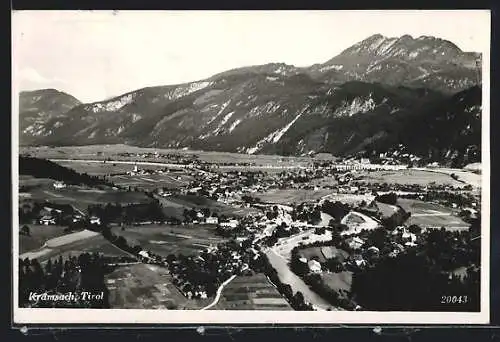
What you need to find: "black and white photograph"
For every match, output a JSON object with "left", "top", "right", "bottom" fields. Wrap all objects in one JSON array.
[{"left": 12, "top": 10, "right": 490, "bottom": 324}]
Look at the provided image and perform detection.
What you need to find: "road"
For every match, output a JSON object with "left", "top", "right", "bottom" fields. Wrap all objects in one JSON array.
[
  {"left": 414, "top": 167, "right": 481, "bottom": 188},
  {"left": 50, "top": 158, "right": 191, "bottom": 169},
  {"left": 264, "top": 248, "right": 333, "bottom": 311},
  {"left": 201, "top": 274, "right": 237, "bottom": 310}
]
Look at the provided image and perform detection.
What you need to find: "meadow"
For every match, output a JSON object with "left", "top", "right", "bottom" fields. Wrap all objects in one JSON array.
[
  {"left": 19, "top": 229, "right": 131, "bottom": 262},
  {"left": 256, "top": 189, "right": 332, "bottom": 205},
  {"left": 356, "top": 169, "right": 466, "bottom": 188},
  {"left": 110, "top": 224, "right": 227, "bottom": 257},
  {"left": 19, "top": 225, "right": 70, "bottom": 254},
  {"left": 397, "top": 198, "right": 470, "bottom": 230}
]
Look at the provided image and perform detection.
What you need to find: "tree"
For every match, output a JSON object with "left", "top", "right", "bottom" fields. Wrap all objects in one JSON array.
[
  {"left": 408, "top": 224, "right": 422, "bottom": 235},
  {"left": 376, "top": 192, "right": 398, "bottom": 205},
  {"left": 20, "top": 225, "right": 30, "bottom": 236}
]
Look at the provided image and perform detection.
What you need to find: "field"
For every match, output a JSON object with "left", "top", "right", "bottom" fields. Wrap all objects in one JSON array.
[
  {"left": 110, "top": 171, "right": 194, "bottom": 191},
  {"left": 320, "top": 193, "right": 375, "bottom": 206},
  {"left": 19, "top": 175, "right": 55, "bottom": 188},
  {"left": 298, "top": 246, "right": 350, "bottom": 263},
  {"left": 157, "top": 194, "right": 259, "bottom": 220},
  {"left": 19, "top": 229, "right": 132, "bottom": 262},
  {"left": 110, "top": 224, "right": 227, "bottom": 256},
  {"left": 256, "top": 189, "right": 333, "bottom": 205},
  {"left": 375, "top": 201, "right": 399, "bottom": 218},
  {"left": 54, "top": 160, "right": 164, "bottom": 176},
  {"left": 356, "top": 169, "right": 466, "bottom": 188},
  {"left": 214, "top": 273, "right": 291, "bottom": 310},
  {"left": 22, "top": 144, "right": 314, "bottom": 167},
  {"left": 397, "top": 198, "right": 470, "bottom": 230},
  {"left": 321, "top": 271, "right": 353, "bottom": 293},
  {"left": 19, "top": 180, "right": 152, "bottom": 212},
  {"left": 19, "top": 225, "right": 71, "bottom": 254},
  {"left": 340, "top": 211, "right": 380, "bottom": 234},
  {"left": 105, "top": 263, "right": 191, "bottom": 309}
]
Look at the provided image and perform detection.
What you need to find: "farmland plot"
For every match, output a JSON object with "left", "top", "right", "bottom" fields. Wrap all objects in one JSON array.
[
  {"left": 214, "top": 273, "right": 291, "bottom": 310},
  {"left": 105, "top": 263, "right": 188, "bottom": 309}
]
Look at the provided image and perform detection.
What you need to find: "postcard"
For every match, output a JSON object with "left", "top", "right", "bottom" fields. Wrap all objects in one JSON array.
[{"left": 12, "top": 9, "right": 491, "bottom": 324}]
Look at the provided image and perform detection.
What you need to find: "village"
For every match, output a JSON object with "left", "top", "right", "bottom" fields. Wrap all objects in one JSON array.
[{"left": 18, "top": 152, "right": 481, "bottom": 311}]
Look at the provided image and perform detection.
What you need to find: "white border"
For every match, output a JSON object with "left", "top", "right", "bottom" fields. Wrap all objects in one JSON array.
[{"left": 12, "top": 10, "right": 491, "bottom": 325}]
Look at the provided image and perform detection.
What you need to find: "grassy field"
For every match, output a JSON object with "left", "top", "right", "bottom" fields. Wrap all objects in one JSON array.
[
  {"left": 19, "top": 175, "right": 55, "bottom": 188},
  {"left": 55, "top": 160, "right": 167, "bottom": 176},
  {"left": 256, "top": 189, "right": 332, "bottom": 205},
  {"left": 397, "top": 198, "right": 470, "bottom": 230},
  {"left": 375, "top": 201, "right": 399, "bottom": 218},
  {"left": 321, "top": 271, "right": 353, "bottom": 293},
  {"left": 105, "top": 263, "right": 188, "bottom": 309},
  {"left": 110, "top": 224, "right": 227, "bottom": 257},
  {"left": 214, "top": 273, "right": 291, "bottom": 310},
  {"left": 22, "top": 144, "right": 314, "bottom": 167},
  {"left": 19, "top": 183, "right": 152, "bottom": 212},
  {"left": 110, "top": 171, "right": 194, "bottom": 191},
  {"left": 19, "top": 225, "right": 71, "bottom": 254},
  {"left": 157, "top": 194, "right": 259, "bottom": 220},
  {"left": 356, "top": 169, "right": 465, "bottom": 187},
  {"left": 19, "top": 230, "right": 132, "bottom": 262}
]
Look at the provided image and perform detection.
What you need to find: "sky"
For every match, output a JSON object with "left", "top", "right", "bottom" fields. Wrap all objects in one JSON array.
[{"left": 12, "top": 10, "right": 490, "bottom": 103}]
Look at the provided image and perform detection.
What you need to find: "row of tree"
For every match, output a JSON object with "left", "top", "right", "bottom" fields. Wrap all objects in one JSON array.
[{"left": 19, "top": 253, "right": 111, "bottom": 308}]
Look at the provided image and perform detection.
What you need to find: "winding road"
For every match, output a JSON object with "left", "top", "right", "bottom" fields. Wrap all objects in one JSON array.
[{"left": 201, "top": 274, "right": 237, "bottom": 310}]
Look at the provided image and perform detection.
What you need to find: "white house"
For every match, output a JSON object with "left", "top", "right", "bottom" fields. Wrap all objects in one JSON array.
[
  {"left": 308, "top": 260, "right": 322, "bottom": 273},
  {"left": 53, "top": 181, "right": 66, "bottom": 189},
  {"left": 220, "top": 219, "right": 239, "bottom": 229},
  {"left": 138, "top": 250, "right": 150, "bottom": 260},
  {"left": 347, "top": 236, "right": 364, "bottom": 250},
  {"left": 206, "top": 217, "right": 219, "bottom": 225},
  {"left": 39, "top": 215, "right": 56, "bottom": 225}
]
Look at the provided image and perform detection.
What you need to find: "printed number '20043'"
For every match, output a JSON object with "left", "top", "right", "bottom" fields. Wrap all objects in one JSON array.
[{"left": 441, "top": 295, "right": 468, "bottom": 304}]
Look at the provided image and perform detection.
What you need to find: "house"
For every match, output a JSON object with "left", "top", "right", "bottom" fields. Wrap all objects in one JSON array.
[
  {"left": 39, "top": 215, "right": 56, "bottom": 225},
  {"left": 352, "top": 254, "right": 367, "bottom": 267},
  {"left": 138, "top": 250, "right": 150, "bottom": 261},
  {"left": 220, "top": 219, "right": 239, "bottom": 229},
  {"left": 53, "top": 181, "right": 66, "bottom": 189},
  {"left": 205, "top": 217, "right": 219, "bottom": 225},
  {"left": 90, "top": 216, "right": 101, "bottom": 225},
  {"left": 347, "top": 236, "right": 364, "bottom": 250},
  {"left": 308, "top": 259, "right": 322, "bottom": 273}
]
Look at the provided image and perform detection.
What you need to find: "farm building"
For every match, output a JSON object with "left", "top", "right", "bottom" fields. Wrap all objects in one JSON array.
[
  {"left": 220, "top": 219, "right": 239, "bottom": 228},
  {"left": 205, "top": 216, "right": 219, "bottom": 224},
  {"left": 347, "top": 236, "right": 364, "bottom": 250},
  {"left": 308, "top": 259, "right": 322, "bottom": 273},
  {"left": 90, "top": 216, "right": 101, "bottom": 225},
  {"left": 53, "top": 181, "right": 66, "bottom": 189},
  {"left": 39, "top": 215, "right": 56, "bottom": 225}
]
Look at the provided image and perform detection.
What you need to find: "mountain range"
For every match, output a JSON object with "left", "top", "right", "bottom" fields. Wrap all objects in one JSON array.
[{"left": 19, "top": 34, "right": 482, "bottom": 166}]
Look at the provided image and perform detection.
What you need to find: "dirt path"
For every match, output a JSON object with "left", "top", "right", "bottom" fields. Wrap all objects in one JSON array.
[{"left": 201, "top": 274, "right": 237, "bottom": 310}]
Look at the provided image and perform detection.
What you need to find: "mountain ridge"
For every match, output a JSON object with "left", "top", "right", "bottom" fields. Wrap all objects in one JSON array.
[{"left": 18, "top": 34, "right": 482, "bottom": 167}]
